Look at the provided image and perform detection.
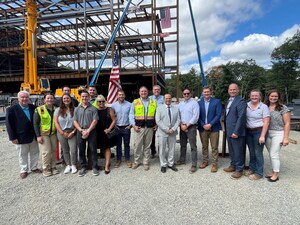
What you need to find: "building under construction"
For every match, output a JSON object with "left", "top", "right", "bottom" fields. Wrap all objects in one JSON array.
[{"left": 0, "top": 0, "right": 179, "bottom": 100}]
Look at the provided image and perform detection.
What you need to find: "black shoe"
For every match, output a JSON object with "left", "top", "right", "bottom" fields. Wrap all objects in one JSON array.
[
  {"left": 92, "top": 168, "right": 99, "bottom": 176},
  {"left": 168, "top": 165, "right": 178, "bottom": 172},
  {"left": 161, "top": 167, "right": 166, "bottom": 173},
  {"left": 151, "top": 154, "right": 155, "bottom": 159},
  {"left": 105, "top": 170, "right": 110, "bottom": 175},
  {"left": 268, "top": 177, "right": 279, "bottom": 182},
  {"left": 265, "top": 175, "right": 272, "bottom": 179},
  {"left": 78, "top": 168, "right": 87, "bottom": 177}
]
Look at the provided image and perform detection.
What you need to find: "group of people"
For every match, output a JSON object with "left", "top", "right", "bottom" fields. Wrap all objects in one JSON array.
[{"left": 6, "top": 83, "right": 290, "bottom": 182}]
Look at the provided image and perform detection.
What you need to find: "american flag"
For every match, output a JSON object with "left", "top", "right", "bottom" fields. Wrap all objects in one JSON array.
[
  {"left": 107, "top": 50, "right": 122, "bottom": 104},
  {"left": 160, "top": 7, "right": 171, "bottom": 29}
]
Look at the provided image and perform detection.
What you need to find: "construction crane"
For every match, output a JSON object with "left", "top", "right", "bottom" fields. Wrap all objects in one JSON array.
[{"left": 10, "top": 0, "right": 50, "bottom": 105}]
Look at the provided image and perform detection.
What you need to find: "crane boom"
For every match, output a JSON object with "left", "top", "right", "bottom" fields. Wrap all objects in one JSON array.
[{"left": 89, "top": 0, "right": 132, "bottom": 86}]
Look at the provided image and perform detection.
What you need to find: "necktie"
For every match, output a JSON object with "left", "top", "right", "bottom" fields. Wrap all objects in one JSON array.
[{"left": 168, "top": 106, "right": 171, "bottom": 123}]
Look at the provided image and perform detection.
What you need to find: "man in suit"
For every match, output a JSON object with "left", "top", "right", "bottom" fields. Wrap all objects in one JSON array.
[
  {"left": 6, "top": 91, "right": 42, "bottom": 179},
  {"left": 155, "top": 94, "right": 180, "bottom": 173},
  {"left": 224, "top": 83, "right": 247, "bottom": 179},
  {"left": 197, "top": 86, "right": 222, "bottom": 173}
]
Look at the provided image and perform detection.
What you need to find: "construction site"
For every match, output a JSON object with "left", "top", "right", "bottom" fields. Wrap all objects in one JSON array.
[{"left": 0, "top": 0, "right": 179, "bottom": 103}]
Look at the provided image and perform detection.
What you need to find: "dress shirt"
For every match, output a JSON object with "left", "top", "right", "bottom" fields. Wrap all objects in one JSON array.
[
  {"left": 129, "top": 98, "right": 150, "bottom": 126},
  {"left": 19, "top": 103, "right": 30, "bottom": 120},
  {"left": 204, "top": 98, "right": 210, "bottom": 124},
  {"left": 178, "top": 98, "right": 199, "bottom": 125},
  {"left": 149, "top": 95, "right": 164, "bottom": 104},
  {"left": 111, "top": 100, "right": 131, "bottom": 126},
  {"left": 226, "top": 97, "right": 234, "bottom": 115}
]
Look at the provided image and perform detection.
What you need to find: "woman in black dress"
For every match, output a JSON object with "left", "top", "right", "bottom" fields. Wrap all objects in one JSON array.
[{"left": 95, "top": 95, "right": 116, "bottom": 174}]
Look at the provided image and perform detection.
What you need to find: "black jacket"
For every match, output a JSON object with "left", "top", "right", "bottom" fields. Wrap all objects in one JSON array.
[{"left": 6, "top": 104, "right": 37, "bottom": 144}]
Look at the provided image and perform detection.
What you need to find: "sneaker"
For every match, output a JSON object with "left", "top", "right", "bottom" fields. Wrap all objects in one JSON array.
[
  {"left": 93, "top": 168, "right": 99, "bottom": 176},
  {"left": 64, "top": 165, "right": 71, "bottom": 174},
  {"left": 78, "top": 168, "right": 87, "bottom": 177},
  {"left": 249, "top": 174, "right": 262, "bottom": 181},
  {"left": 71, "top": 165, "right": 77, "bottom": 174},
  {"left": 189, "top": 166, "right": 197, "bottom": 174},
  {"left": 199, "top": 162, "right": 208, "bottom": 169},
  {"left": 223, "top": 166, "right": 235, "bottom": 173},
  {"left": 114, "top": 160, "right": 121, "bottom": 168},
  {"left": 126, "top": 160, "right": 132, "bottom": 168},
  {"left": 144, "top": 164, "right": 150, "bottom": 171},
  {"left": 52, "top": 168, "right": 59, "bottom": 175},
  {"left": 230, "top": 171, "right": 243, "bottom": 180},
  {"left": 243, "top": 169, "right": 254, "bottom": 177},
  {"left": 132, "top": 163, "right": 140, "bottom": 169}
]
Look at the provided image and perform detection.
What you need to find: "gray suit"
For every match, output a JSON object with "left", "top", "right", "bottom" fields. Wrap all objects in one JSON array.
[{"left": 155, "top": 104, "right": 180, "bottom": 167}]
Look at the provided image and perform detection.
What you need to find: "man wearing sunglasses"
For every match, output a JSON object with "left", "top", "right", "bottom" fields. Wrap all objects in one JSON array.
[
  {"left": 177, "top": 88, "right": 199, "bottom": 173},
  {"left": 129, "top": 86, "right": 157, "bottom": 171}
]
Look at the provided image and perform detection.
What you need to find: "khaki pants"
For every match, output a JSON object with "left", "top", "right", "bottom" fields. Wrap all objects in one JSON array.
[
  {"left": 16, "top": 139, "right": 39, "bottom": 173},
  {"left": 39, "top": 134, "right": 57, "bottom": 170},
  {"left": 134, "top": 127, "right": 153, "bottom": 165},
  {"left": 199, "top": 130, "right": 219, "bottom": 165}
]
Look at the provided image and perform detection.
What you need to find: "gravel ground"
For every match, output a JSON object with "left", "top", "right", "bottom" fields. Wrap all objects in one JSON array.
[{"left": 0, "top": 124, "right": 299, "bottom": 225}]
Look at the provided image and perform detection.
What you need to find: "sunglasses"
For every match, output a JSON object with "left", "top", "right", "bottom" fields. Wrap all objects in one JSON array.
[
  {"left": 183, "top": 93, "right": 190, "bottom": 95},
  {"left": 97, "top": 100, "right": 105, "bottom": 103}
]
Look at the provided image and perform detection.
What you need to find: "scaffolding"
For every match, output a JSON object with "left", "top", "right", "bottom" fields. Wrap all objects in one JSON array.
[{"left": 0, "top": 0, "right": 179, "bottom": 98}]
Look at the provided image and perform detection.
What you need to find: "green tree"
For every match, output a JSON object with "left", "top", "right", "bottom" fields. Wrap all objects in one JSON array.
[
  {"left": 179, "top": 67, "right": 202, "bottom": 97},
  {"left": 270, "top": 30, "right": 300, "bottom": 102}
]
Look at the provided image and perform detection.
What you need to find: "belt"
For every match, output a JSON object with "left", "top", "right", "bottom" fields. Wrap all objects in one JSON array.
[
  {"left": 117, "top": 125, "right": 130, "bottom": 128},
  {"left": 247, "top": 127, "right": 262, "bottom": 131}
]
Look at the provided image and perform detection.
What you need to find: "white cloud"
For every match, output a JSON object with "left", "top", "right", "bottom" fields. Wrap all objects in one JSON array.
[{"left": 205, "top": 24, "right": 300, "bottom": 70}]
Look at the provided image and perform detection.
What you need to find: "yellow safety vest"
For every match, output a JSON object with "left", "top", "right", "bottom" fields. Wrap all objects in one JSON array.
[
  {"left": 36, "top": 105, "right": 56, "bottom": 136},
  {"left": 133, "top": 98, "right": 157, "bottom": 127}
]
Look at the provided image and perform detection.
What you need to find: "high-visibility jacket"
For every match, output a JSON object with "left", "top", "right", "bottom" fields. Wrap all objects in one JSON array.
[
  {"left": 36, "top": 105, "right": 56, "bottom": 136},
  {"left": 133, "top": 98, "right": 157, "bottom": 127}
]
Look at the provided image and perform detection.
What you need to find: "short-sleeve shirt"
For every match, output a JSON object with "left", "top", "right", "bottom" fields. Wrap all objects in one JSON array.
[
  {"left": 269, "top": 105, "right": 290, "bottom": 131},
  {"left": 74, "top": 103, "right": 98, "bottom": 129},
  {"left": 246, "top": 102, "right": 270, "bottom": 128},
  {"left": 54, "top": 108, "right": 75, "bottom": 130}
]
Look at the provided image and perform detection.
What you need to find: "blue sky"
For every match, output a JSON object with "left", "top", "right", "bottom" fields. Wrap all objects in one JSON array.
[{"left": 162, "top": 0, "right": 300, "bottom": 73}]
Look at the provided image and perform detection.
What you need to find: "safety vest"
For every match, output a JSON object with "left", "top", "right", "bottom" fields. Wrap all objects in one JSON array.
[
  {"left": 133, "top": 98, "right": 157, "bottom": 127},
  {"left": 36, "top": 105, "right": 56, "bottom": 136}
]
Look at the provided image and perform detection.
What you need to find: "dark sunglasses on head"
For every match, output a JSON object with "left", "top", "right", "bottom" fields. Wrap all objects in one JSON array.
[{"left": 97, "top": 100, "right": 105, "bottom": 103}]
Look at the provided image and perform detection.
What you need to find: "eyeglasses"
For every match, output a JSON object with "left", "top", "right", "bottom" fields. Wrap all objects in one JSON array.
[
  {"left": 183, "top": 93, "right": 190, "bottom": 95},
  {"left": 97, "top": 100, "right": 105, "bottom": 103}
]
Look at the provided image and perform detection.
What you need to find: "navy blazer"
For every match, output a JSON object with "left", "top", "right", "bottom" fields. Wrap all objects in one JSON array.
[
  {"left": 197, "top": 97, "right": 222, "bottom": 132},
  {"left": 224, "top": 95, "right": 247, "bottom": 137},
  {"left": 6, "top": 104, "right": 37, "bottom": 144}
]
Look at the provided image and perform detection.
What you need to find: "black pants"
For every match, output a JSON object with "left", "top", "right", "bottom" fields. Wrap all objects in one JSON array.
[{"left": 77, "top": 129, "right": 98, "bottom": 169}]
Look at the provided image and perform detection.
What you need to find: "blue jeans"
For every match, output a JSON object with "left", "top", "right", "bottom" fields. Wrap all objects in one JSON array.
[
  {"left": 116, "top": 126, "right": 131, "bottom": 160},
  {"left": 246, "top": 129, "right": 265, "bottom": 177}
]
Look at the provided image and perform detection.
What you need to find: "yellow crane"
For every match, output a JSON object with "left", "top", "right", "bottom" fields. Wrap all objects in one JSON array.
[
  {"left": 9, "top": 0, "right": 50, "bottom": 105},
  {"left": 21, "top": 0, "right": 50, "bottom": 95}
]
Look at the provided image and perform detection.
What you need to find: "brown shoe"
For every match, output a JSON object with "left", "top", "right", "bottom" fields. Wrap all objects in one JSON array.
[
  {"left": 243, "top": 169, "right": 254, "bottom": 177},
  {"left": 52, "top": 168, "right": 59, "bottom": 175},
  {"left": 114, "top": 160, "right": 121, "bottom": 168},
  {"left": 126, "top": 160, "right": 132, "bottom": 168},
  {"left": 211, "top": 164, "right": 218, "bottom": 173},
  {"left": 43, "top": 169, "right": 52, "bottom": 177},
  {"left": 176, "top": 160, "right": 186, "bottom": 166},
  {"left": 189, "top": 166, "right": 197, "bottom": 174},
  {"left": 199, "top": 162, "right": 208, "bottom": 169},
  {"left": 231, "top": 171, "right": 243, "bottom": 180},
  {"left": 249, "top": 174, "right": 262, "bottom": 181},
  {"left": 31, "top": 168, "right": 42, "bottom": 173},
  {"left": 132, "top": 163, "right": 140, "bottom": 169},
  {"left": 20, "top": 172, "right": 28, "bottom": 179},
  {"left": 144, "top": 164, "right": 150, "bottom": 171},
  {"left": 223, "top": 166, "right": 235, "bottom": 172}
]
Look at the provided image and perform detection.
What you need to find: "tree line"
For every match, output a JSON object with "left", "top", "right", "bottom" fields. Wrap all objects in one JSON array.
[{"left": 166, "top": 31, "right": 300, "bottom": 104}]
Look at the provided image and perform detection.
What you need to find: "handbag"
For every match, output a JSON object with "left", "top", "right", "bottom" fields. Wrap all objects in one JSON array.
[{"left": 107, "top": 126, "right": 120, "bottom": 139}]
